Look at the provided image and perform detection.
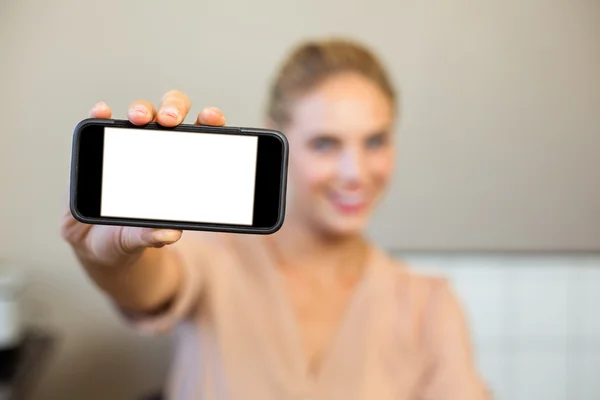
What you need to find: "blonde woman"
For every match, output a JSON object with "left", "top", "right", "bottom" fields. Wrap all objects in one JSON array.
[{"left": 62, "top": 38, "right": 491, "bottom": 400}]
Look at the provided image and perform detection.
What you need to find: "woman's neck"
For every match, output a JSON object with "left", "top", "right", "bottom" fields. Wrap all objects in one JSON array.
[{"left": 269, "top": 218, "right": 370, "bottom": 283}]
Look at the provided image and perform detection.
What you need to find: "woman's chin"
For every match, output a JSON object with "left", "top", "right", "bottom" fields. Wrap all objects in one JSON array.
[{"left": 318, "top": 214, "right": 370, "bottom": 238}]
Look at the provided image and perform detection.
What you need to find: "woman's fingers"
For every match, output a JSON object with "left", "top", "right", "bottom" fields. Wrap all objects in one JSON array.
[
  {"left": 196, "top": 106, "right": 226, "bottom": 126},
  {"left": 127, "top": 100, "right": 157, "bottom": 125},
  {"left": 91, "top": 93, "right": 219, "bottom": 129},
  {"left": 90, "top": 102, "right": 112, "bottom": 119},
  {"left": 126, "top": 91, "right": 191, "bottom": 127},
  {"left": 156, "top": 90, "right": 192, "bottom": 127},
  {"left": 119, "top": 227, "right": 183, "bottom": 253}
]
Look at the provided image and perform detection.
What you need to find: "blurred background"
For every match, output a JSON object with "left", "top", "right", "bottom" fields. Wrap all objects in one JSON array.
[{"left": 0, "top": 0, "right": 599, "bottom": 399}]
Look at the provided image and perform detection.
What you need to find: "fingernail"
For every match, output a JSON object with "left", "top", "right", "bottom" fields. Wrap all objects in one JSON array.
[
  {"left": 93, "top": 102, "right": 108, "bottom": 113},
  {"left": 160, "top": 106, "right": 179, "bottom": 119},
  {"left": 153, "top": 229, "right": 178, "bottom": 242},
  {"left": 128, "top": 105, "right": 147, "bottom": 116},
  {"left": 209, "top": 107, "right": 223, "bottom": 118}
]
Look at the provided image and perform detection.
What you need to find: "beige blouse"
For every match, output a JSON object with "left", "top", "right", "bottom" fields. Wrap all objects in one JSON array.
[{"left": 120, "top": 232, "right": 492, "bottom": 400}]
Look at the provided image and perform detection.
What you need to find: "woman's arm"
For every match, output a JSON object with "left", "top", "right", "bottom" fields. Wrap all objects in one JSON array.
[
  {"left": 61, "top": 91, "right": 227, "bottom": 319},
  {"left": 79, "top": 245, "right": 183, "bottom": 314}
]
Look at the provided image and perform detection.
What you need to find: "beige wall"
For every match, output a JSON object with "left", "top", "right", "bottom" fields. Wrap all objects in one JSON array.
[{"left": 1, "top": 0, "right": 598, "bottom": 398}]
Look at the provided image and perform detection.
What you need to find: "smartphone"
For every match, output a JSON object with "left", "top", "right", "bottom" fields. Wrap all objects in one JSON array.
[{"left": 69, "top": 118, "right": 289, "bottom": 234}]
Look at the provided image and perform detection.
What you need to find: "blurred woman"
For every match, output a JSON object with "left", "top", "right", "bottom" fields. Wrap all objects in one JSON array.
[{"left": 61, "top": 37, "right": 491, "bottom": 400}]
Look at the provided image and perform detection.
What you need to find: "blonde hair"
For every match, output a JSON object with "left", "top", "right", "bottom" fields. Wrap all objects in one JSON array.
[{"left": 267, "top": 37, "right": 397, "bottom": 128}]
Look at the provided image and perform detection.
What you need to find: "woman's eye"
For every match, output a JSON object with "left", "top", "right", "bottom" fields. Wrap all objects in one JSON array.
[
  {"left": 311, "top": 137, "right": 338, "bottom": 151},
  {"left": 365, "top": 135, "right": 386, "bottom": 149}
]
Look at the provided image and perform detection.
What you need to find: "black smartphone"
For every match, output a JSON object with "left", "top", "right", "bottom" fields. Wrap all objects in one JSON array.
[{"left": 69, "top": 118, "right": 288, "bottom": 234}]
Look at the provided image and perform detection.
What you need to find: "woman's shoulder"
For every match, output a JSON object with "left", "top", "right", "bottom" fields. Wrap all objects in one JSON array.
[
  {"left": 371, "top": 247, "right": 461, "bottom": 321},
  {"left": 372, "top": 246, "right": 450, "bottom": 289}
]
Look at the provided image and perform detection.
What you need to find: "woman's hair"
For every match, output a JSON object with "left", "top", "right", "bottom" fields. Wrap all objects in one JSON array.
[{"left": 266, "top": 37, "right": 397, "bottom": 128}]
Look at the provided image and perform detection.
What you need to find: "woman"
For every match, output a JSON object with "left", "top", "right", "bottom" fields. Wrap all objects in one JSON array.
[{"left": 61, "top": 38, "right": 491, "bottom": 399}]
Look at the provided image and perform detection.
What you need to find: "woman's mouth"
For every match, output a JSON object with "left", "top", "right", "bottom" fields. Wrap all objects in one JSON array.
[{"left": 329, "top": 192, "right": 368, "bottom": 214}]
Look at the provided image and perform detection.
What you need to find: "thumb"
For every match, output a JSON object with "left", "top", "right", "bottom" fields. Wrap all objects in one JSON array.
[{"left": 119, "top": 227, "right": 183, "bottom": 253}]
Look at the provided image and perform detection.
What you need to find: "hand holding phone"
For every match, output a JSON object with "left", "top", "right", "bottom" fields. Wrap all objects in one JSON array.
[
  {"left": 61, "top": 91, "right": 262, "bottom": 272},
  {"left": 61, "top": 92, "right": 238, "bottom": 312}
]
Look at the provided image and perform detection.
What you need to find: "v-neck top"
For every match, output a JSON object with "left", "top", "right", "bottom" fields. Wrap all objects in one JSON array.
[{"left": 120, "top": 232, "right": 491, "bottom": 400}]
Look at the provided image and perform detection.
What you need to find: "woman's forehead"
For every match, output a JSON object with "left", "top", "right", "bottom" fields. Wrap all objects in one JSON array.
[
  {"left": 287, "top": 74, "right": 393, "bottom": 133},
  {"left": 290, "top": 99, "right": 393, "bottom": 137}
]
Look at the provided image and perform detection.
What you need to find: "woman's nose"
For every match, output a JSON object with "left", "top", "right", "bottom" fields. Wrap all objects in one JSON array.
[{"left": 337, "top": 149, "right": 365, "bottom": 182}]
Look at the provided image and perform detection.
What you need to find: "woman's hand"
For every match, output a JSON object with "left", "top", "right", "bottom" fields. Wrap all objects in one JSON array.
[{"left": 60, "top": 90, "right": 227, "bottom": 270}]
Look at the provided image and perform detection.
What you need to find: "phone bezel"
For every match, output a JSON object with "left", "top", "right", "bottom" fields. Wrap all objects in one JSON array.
[{"left": 69, "top": 118, "right": 288, "bottom": 235}]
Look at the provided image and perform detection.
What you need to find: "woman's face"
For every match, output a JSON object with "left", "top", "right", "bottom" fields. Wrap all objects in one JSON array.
[{"left": 283, "top": 72, "right": 396, "bottom": 237}]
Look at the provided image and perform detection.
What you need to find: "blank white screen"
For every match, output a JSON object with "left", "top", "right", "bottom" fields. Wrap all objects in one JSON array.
[{"left": 101, "top": 127, "right": 258, "bottom": 225}]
